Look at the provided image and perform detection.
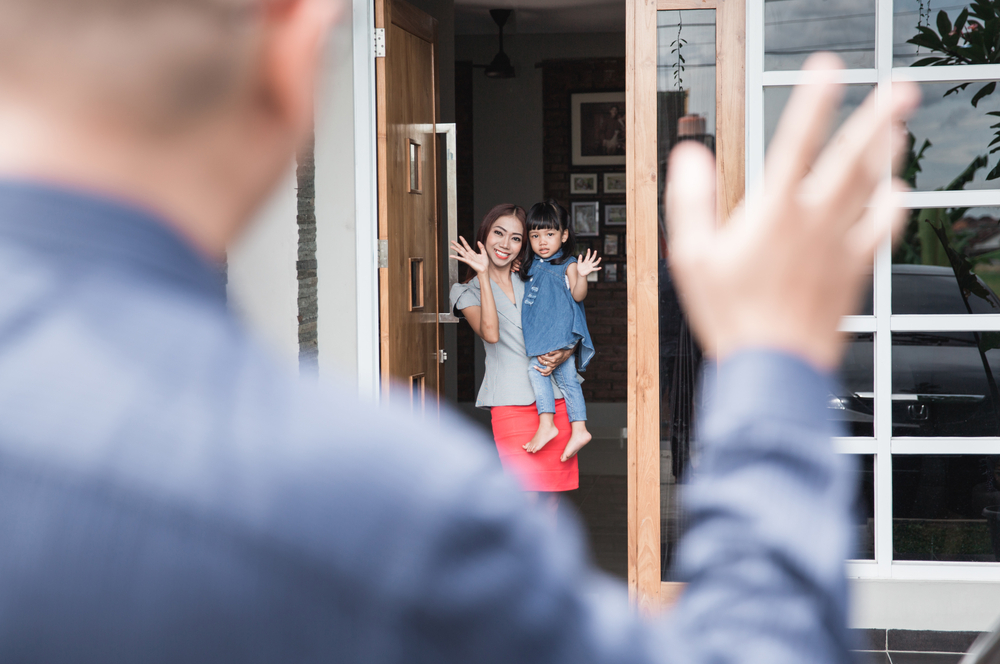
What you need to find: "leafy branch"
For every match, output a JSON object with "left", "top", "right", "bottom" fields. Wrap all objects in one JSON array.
[
  {"left": 907, "top": 1, "right": 1000, "bottom": 178},
  {"left": 670, "top": 16, "right": 687, "bottom": 90}
]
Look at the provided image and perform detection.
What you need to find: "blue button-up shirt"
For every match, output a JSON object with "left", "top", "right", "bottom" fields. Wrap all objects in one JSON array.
[{"left": 0, "top": 181, "right": 854, "bottom": 663}]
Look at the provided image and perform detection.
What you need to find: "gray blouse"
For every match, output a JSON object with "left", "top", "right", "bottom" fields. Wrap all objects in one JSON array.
[{"left": 450, "top": 275, "right": 574, "bottom": 408}]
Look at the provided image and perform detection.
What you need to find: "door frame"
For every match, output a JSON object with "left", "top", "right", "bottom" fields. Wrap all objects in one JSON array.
[{"left": 625, "top": 0, "right": 745, "bottom": 610}]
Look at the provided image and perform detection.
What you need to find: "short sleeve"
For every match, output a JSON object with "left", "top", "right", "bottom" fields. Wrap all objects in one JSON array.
[{"left": 450, "top": 277, "right": 482, "bottom": 316}]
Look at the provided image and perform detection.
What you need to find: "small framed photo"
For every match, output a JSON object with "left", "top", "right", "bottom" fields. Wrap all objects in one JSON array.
[
  {"left": 605, "top": 203, "right": 627, "bottom": 226},
  {"left": 604, "top": 172, "right": 627, "bottom": 194},
  {"left": 603, "top": 234, "right": 618, "bottom": 256},
  {"left": 571, "top": 202, "right": 600, "bottom": 237},
  {"left": 605, "top": 263, "right": 618, "bottom": 283},
  {"left": 570, "top": 173, "right": 598, "bottom": 195}
]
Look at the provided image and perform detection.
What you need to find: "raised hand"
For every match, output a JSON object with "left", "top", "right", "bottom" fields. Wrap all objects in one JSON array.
[
  {"left": 449, "top": 236, "right": 490, "bottom": 276},
  {"left": 576, "top": 248, "right": 602, "bottom": 277},
  {"left": 666, "top": 53, "right": 919, "bottom": 370}
]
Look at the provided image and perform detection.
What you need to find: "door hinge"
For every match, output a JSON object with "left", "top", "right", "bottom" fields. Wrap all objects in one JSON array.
[
  {"left": 377, "top": 239, "right": 388, "bottom": 268},
  {"left": 438, "top": 350, "right": 448, "bottom": 364},
  {"left": 373, "top": 28, "right": 385, "bottom": 58}
]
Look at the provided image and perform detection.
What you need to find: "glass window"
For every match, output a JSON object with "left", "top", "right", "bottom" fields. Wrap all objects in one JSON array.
[
  {"left": 893, "top": 207, "right": 1000, "bottom": 314},
  {"left": 833, "top": 334, "right": 876, "bottom": 438},
  {"left": 892, "top": 331, "right": 1000, "bottom": 437},
  {"left": 855, "top": 455, "right": 876, "bottom": 560},
  {"left": 764, "top": 0, "right": 876, "bottom": 71},
  {"left": 893, "top": 0, "right": 997, "bottom": 67},
  {"left": 904, "top": 81, "right": 1000, "bottom": 192},
  {"left": 753, "top": 0, "right": 1000, "bottom": 576},
  {"left": 894, "top": 454, "right": 1000, "bottom": 562},
  {"left": 658, "top": 7, "right": 716, "bottom": 580}
]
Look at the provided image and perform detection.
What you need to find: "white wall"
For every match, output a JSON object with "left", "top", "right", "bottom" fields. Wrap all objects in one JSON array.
[
  {"left": 316, "top": 17, "right": 362, "bottom": 383},
  {"left": 226, "top": 168, "right": 300, "bottom": 367},
  {"left": 226, "top": 14, "right": 368, "bottom": 387},
  {"left": 850, "top": 579, "right": 1000, "bottom": 631}
]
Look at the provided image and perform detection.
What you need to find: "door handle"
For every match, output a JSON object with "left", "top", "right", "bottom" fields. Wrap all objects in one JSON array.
[{"left": 436, "top": 123, "right": 459, "bottom": 323}]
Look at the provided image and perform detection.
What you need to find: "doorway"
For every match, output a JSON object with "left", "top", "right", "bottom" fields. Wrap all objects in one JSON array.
[{"left": 378, "top": 0, "right": 745, "bottom": 607}]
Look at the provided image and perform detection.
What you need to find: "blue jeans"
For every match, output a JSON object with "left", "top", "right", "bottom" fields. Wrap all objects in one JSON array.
[{"left": 528, "top": 356, "right": 587, "bottom": 423}]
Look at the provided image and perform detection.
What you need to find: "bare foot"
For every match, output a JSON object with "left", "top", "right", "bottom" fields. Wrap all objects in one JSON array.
[
  {"left": 524, "top": 416, "right": 559, "bottom": 453},
  {"left": 560, "top": 427, "right": 592, "bottom": 462}
]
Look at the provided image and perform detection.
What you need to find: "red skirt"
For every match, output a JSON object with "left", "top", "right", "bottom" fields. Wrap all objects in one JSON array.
[{"left": 491, "top": 399, "right": 579, "bottom": 492}]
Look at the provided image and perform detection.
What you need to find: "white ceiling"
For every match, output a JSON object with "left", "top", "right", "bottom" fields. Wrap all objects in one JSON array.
[{"left": 454, "top": 0, "right": 626, "bottom": 35}]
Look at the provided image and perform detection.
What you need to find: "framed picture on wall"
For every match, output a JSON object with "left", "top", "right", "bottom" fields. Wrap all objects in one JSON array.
[
  {"left": 604, "top": 172, "right": 627, "bottom": 194},
  {"left": 605, "top": 263, "right": 618, "bottom": 283},
  {"left": 571, "top": 202, "right": 599, "bottom": 237},
  {"left": 603, "top": 234, "right": 618, "bottom": 256},
  {"left": 569, "top": 173, "right": 598, "bottom": 195},
  {"left": 605, "top": 203, "right": 627, "bottom": 226},
  {"left": 571, "top": 92, "right": 626, "bottom": 166}
]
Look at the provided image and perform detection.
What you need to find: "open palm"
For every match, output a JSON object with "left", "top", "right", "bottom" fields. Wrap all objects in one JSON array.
[
  {"left": 576, "top": 249, "right": 602, "bottom": 276},
  {"left": 450, "top": 236, "right": 489, "bottom": 275}
]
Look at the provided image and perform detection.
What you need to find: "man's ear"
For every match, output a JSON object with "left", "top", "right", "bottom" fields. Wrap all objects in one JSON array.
[{"left": 259, "top": 0, "right": 341, "bottom": 140}]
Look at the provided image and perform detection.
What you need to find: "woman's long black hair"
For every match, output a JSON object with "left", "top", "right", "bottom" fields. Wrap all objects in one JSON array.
[{"left": 517, "top": 200, "right": 575, "bottom": 282}]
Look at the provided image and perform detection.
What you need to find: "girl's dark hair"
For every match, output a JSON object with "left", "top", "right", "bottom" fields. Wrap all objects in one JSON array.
[
  {"left": 461, "top": 203, "right": 527, "bottom": 283},
  {"left": 517, "top": 200, "right": 575, "bottom": 282}
]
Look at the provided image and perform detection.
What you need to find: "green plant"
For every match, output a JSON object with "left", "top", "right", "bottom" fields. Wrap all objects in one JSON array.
[
  {"left": 908, "top": 2, "right": 1000, "bottom": 178},
  {"left": 670, "top": 16, "right": 686, "bottom": 90}
]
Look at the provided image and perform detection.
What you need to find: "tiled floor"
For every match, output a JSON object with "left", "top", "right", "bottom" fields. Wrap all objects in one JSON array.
[{"left": 564, "top": 474, "right": 629, "bottom": 579}]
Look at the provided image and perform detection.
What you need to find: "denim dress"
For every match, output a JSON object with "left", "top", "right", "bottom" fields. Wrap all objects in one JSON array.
[{"left": 522, "top": 251, "right": 595, "bottom": 371}]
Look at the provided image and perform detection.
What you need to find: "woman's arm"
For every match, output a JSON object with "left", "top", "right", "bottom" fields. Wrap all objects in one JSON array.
[
  {"left": 451, "top": 238, "right": 500, "bottom": 344},
  {"left": 568, "top": 250, "right": 601, "bottom": 302}
]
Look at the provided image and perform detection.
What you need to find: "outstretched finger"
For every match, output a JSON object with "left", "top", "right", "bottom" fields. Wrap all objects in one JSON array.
[
  {"left": 666, "top": 141, "right": 717, "bottom": 257},
  {"left": 805, "top": 81, "right": 920, "bottom": 227},
  {"left": 764, "top": 53, "right": 845, "bottom": 206},
  {"left": 847, "top": 178, "right": 910, "bottom": 262}
]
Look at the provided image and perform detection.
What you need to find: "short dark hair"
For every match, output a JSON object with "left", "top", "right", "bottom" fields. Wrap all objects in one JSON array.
[{"left": 518, "top": 200, "right": 574, "bottom": 282}]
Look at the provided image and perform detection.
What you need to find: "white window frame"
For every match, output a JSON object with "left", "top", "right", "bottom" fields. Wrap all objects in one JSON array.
[{"left": 747, "top": 0, "right": 1000, "bottom": 581}]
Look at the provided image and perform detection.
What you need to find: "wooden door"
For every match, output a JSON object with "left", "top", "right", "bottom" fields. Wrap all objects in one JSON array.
[
  {"left": 375, "top": 0, "right": 442, "bottom": 410},
  {"left": 625, "top": 0, "right": 745, "bottom": 610}
]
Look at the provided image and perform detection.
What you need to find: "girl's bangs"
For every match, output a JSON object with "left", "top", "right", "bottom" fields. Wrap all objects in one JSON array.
[{"left": 526, "top": 213, "right": 562, "bottom": 232}]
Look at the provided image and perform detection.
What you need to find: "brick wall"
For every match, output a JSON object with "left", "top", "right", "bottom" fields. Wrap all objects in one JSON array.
[
  {"left": 296, "top": 137, "right": 318, "bottom": 370},
  {"left": 541, "top": 58, "right": 627, "bottom": 402}
]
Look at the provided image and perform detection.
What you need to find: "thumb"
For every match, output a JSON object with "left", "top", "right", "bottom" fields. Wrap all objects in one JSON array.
[{"left": 666, "top": 142, "right": 717, "bottom": 255}]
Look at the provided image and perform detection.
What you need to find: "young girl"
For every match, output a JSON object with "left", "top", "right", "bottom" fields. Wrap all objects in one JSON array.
[{"left": 518, "top": 200, "right": 600, "bottom": 462}]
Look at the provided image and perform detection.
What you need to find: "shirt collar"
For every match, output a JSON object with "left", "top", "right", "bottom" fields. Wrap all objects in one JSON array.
[
  {"left": 0, "top": 180, "right": 226, "bottom": 303},
  {"left": 538, "top": 248, "right": 563, "bottom": 262}
]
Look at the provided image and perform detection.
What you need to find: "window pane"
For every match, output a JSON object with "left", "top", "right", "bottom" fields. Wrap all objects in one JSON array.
[
  {"left": 659, "top": 8, "right": 715, "bottom": 581},
  {"left": 764, "top": 0, "right": 875, "bottom": 71},
  {"left": 904, "top": 81, "right": 1000, "bottom": 192},
  {"left": 893, "top": 207, "right": 1000, "bottom": 314},
  {"left": 765, "top": 85, "right": 875, "bottom": 315},
  {"left": 894, "top": 454, "right": 1000, "bottom": 562},
  {"left": 894, "top": 1, "right": 995, "bottom": 67},
  {"left": 892, "top": 331, "right": 1000, "bottom": 436},
  {"left": 854, "top": 455, "right": 875, "bottom": 560},
  {"left": 832, "top": 334, "right": 875, "bottom": 437}
]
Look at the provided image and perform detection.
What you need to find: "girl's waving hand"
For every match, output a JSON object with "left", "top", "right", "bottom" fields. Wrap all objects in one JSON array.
[{"left": 576, "top": 249, "right": 602, "bottom": 277}]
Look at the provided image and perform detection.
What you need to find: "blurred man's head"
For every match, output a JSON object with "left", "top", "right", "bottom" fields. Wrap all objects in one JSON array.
[{"left": 0, "top": 0, "right": 339, "bottom": 255}]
